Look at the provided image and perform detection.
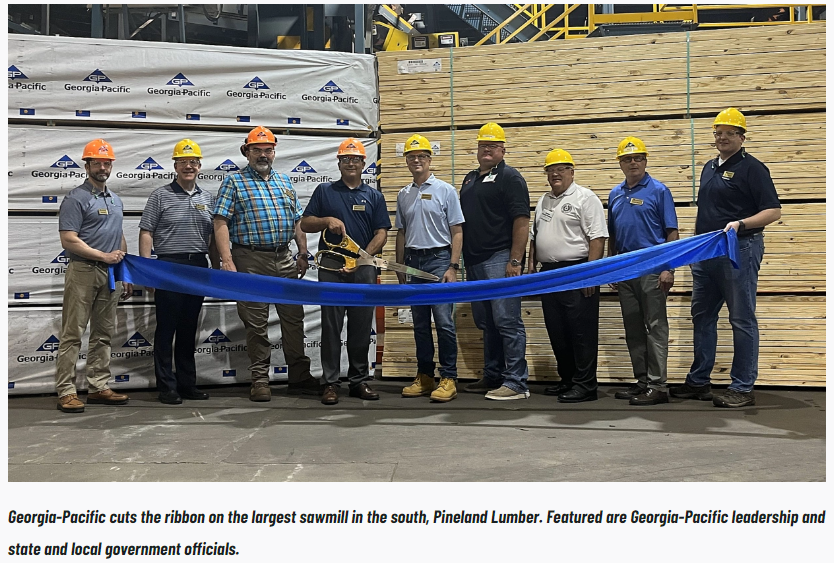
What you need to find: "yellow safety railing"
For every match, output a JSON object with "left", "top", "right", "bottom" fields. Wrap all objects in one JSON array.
[{"left": 486, "top": 4, "right": 824, "bottom": 42}]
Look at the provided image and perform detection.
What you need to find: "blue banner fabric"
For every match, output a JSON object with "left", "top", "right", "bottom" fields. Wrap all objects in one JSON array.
[{"left": 112, "top": 230, "right": 738, "bottom": 307}]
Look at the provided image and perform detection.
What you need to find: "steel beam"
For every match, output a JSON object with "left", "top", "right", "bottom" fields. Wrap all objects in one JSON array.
[{"left": 472, "top": 4, "right": 540, "bottom": 42}]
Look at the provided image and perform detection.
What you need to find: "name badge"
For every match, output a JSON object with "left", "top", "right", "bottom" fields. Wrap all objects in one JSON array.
[
  {"left": 540, "top": 209, "right": 554, "bottom": 222},
  {"left": 98, "top": 208, "right": 109, "bottom": 215},
  {"left": 420, "top": 193, "right": 432, "bottom": 201},
  {"left": 483, "top": 173, "right": 497, "bottom": 183},
  {"left": 629, "top": 198, "right": 644, "bottom": 206},
  {"left": 352, "top": 204, "right": 366, "bottom": 212},
  {"left": 723, "top": 171, "right": 735, "bottom": 179},
  {"left": 195, "top": 204, "right": 208, "bottom": 211}
]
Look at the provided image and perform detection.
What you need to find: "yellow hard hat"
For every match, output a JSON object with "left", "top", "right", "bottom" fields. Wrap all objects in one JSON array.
[
  {"left": 617, "top": 137, "right": 648, "bottom": 159},
  {"left": 172, "top": 139, "right": 202, "bottom": 160},
  {"left": 544, "top": 148, "right": 575, "bottom": 169},
  {"left": 713, "top": 107, "right": 747, "bottom": 133},
  {"left": 477, "top": 122, "right": 506, "bottom": 143},
  {"left": 403, "top": 134, "right": 433, "bottom": 155}
]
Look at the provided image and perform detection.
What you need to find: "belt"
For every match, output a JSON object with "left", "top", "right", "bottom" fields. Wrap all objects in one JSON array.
[
  {"left": 156, "top": 253, "right": 207, "bottom": 261},
  {"left": 69, "top": 257, "right": 108, "bottom": 268},
  {"left": 234, "top": 243, "right": 289, "bottom": 253},
  {"left": 405, "top": 245, "right": 450, "bottom": 256},
  {"left": 737, "top": 230, "right": 762, "bottom": 240},
  {"left": 540, "top": 258, "right": 587, "bottom": 270}
]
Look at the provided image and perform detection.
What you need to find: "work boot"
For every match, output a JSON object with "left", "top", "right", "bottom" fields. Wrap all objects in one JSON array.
[
  {"left": 250, "top": 381, "right": 272, "bottom": 402},
  {"left": 430, "top": 378, "right": 457, "bottom": 402},
  {"left": 402, "top": 373, "right": 436, "bottom": 397},
  {"left": 669, "top": 382, "right": 713, "bottom": 401},
  {"left": 57, "top": 393, "right": 85, "bottom": 413},
  {"left": 87, "top": 388, "right": 129, "bottom": 405},
  {"left": 463, "top": 377, "right": 503, "bottom": 394},
  {"left": 713, "top": 389, "right": 755, "bottom": 408}
]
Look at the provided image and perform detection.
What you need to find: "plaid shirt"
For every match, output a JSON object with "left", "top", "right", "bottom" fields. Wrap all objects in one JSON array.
[{"left": 213, "top": 165, "right": 302, "bottom": 247}]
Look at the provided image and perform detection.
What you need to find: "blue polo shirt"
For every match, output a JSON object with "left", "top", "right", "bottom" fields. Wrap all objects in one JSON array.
[
  {"left": 395, "top": 174, "right": 464, "bottom": 249},
  {"left": 696, "top": 149, "right": 780, "bottom": 235},
  {"left": 608, "top": 173, "right": 678, "bottom": 253},
  {"left": 304, "top": 179, "right": 391, "bottom": 250}
]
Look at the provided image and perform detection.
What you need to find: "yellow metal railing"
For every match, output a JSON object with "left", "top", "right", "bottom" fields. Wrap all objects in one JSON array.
[{"left": 483, "top": 4, "right": 824, "bottom": 43}]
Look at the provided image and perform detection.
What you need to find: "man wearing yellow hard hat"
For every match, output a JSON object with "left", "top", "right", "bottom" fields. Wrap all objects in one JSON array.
[
  {"left": 529, "top": 149, "right": 608, "bottom": 403},
  {"left": 395, "top": 134, "right": 465, "bottom": 403},
  {"left": 607, "top": 137, "right": 679, "bottom": 406},
  {"left": 213, "top": 126, "right": 317, "bottom": 402},
  {"left": 55, "top": 139, "right": 132, "bottom": 413},
  {"left": 139, "top": 139, "right": 219, "bottom": 405},
  {"left": 301, "top": 138, "right": 392, "bottom": 405},
  {"left": 670, "top": 107, "right": 781, "bottom": 408},
  {"left": 459, "top": 122, "right": 531, "bottom": 401}
]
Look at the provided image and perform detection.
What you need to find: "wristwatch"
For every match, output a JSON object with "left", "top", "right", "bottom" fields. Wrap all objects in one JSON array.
[
  {"left": 738, "top": 220, "right": 746, "bottom": 232},
  {"left": 510, "top": 258, "right": 522, "bottom": 267},
  {"left": 450, "top": 263, "right": 460, "bottom": 270}
]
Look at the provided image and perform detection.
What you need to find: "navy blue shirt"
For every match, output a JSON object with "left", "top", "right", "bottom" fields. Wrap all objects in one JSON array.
[
  {"left": 696, "top": 149, "right": 780, "bottom": 235},
  {"left": 304, "top": 179, "right": 391, "bottom": 250},
  {"left": 460, "top": 160, "right": 530, "bottom": 266},
  {"left": 608, "top": 173, "right": 678, "bottom": 253}
]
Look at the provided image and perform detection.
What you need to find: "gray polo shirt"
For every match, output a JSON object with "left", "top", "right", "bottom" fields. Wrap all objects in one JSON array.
[
  {"left": 58, "top": 179, "right": 124, "bottom": 261},
  {"left": 139, "top": 180, "right": 215, "bottom": 254},
  {"left": 395, "top": 174, "right": 464, "bottom": 249}
]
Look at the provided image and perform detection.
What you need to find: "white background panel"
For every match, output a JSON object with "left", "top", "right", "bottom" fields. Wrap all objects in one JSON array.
[
  {"left": 8, "top": 34, "right": 378, "bottom": 131},
  {"left": 8, "top": 124, "right": 378, "bottom": 211},
  {"left": 8, "top": 303, "right": 377, "bottom": 395}
]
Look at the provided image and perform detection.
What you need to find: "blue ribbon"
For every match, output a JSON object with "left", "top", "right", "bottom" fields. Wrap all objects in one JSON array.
[{"left": 111, "top": 230, "right": 738, "bottom": 306}]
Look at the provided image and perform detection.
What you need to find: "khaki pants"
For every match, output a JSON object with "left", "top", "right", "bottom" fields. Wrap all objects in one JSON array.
[
  {"left": 55, "top": 261, "right": 121, "bottom": 397},
  {"left": 232, "top": 246, "right": 311, "bottom": 384}
]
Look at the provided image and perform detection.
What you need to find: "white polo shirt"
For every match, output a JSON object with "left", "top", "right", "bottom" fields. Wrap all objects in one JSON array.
[
  {"left": 532, "top": 182, "right": 608, "bottom": 263},
  {"left": 395, "top": 174, "right": 464, "bottom": 249}
]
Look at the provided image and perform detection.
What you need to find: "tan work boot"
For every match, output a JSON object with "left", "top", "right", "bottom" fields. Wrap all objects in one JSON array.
[
  {"left": 250, "top": 381, "right": 272, "bottom": 402},
  {"left": 430, "top": 378, "right": 457, "bottom": 403},
  {"left": 402, "top": 373, "right": 435, "bottom": 397},
  {"left": 87, "top": 388, "right": 129, "bottom": 405},
  {"left": 57, "top": 393, "right": 85, "bottom": 413}
]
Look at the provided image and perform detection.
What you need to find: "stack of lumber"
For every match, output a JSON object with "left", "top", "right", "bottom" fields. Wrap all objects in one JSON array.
[
  {"left": 377, "top": 112, "right": 826, "bottom": 207},
  {"left": 377, "top": 24, "right": 825, "bottom": 130},
  {"left": 377, "top": 23, "right": 826, "bottom": 388},
  {"left": 381, "top": 297, "right": 826, "bottom": 387}
]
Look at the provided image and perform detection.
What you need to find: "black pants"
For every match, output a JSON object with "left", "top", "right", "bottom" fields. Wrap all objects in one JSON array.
[
  {"left": 540, "top": 260, "right": 599, "bottom": 392},
  {"left": 153, "top": 255, "right": 207, "bottom": 394}
]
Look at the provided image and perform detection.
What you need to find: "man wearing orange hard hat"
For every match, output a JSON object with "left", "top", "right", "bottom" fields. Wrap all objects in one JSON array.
[
  {"left": 300, "top": 138, "right": 391, "bottom": 405},
  {"left": 671, "top": 108, "right": 781, "bottom": 408},
  {"left": 213, "top": 125, "right": 318, "bottom": 402},
  {"left": 54, "top": 139, "right": 132, "bottom": 414}
]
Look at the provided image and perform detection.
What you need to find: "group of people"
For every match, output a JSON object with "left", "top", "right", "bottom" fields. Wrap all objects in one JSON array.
[{"left": 53, "top": 106, "right": 781, "bottom": 414}]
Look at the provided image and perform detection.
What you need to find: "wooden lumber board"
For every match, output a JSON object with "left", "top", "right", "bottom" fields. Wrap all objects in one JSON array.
[
  {"left": 377, "top": 113, "right": 826, "bottom": 206},
  {"left": 377, "top": 203, "right": 825, "bottom": 294},
  {"left": 378, "top": 24, "right": 825, "bottom": 130},
  {"left": 380, "top": 296, "right": 825, "bottom": 387}
]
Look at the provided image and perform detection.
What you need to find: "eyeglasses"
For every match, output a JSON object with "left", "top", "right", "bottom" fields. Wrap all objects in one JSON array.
[
  {"left": 87, "top": 160, "right": 113, "bottom": 168},
  {"left": 478, "top": 144, "right": 503, "bottom": 152},
  {"left": 176, "top": 159, "right": 202, "bottom": 168},
  {"left": 405, "top": 154, "right": 430, "bottom": 162},
  {"left": 249, "top": 148, "right": 275, "bottom": 156},
  {"left": 713, "top": 130, "right": 743, "bottom": 139},
  {"left": 339, "top": 156, "right": 364, "bottom": 164},
  {"left": 619, "top": 155, "right": 646, "bottom": 163},
  {"left": 546, "top": 166, "right": 573, "bottom": 174}
]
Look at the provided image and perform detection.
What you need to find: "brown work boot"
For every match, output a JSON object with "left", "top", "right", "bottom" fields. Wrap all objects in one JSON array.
[
  {"left": 250, "top": 381, "right": 272, "bottom": 402},
  {"left": 57, "top": 393, "right": 85, "bottom": 413},
  {"left": 87, "top": 388, "right": 129, "bottom": 405}
]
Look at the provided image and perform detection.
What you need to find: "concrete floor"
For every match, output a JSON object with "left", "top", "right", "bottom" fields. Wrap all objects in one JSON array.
[{"left": 8, "top": 381, "right": 825, "bottom": 482}]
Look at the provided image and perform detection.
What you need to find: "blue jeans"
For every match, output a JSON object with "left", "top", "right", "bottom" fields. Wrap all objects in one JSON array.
[
  {"left": 686, "top": 233, "right": 764, "bottom": 392},
  {"left": 405, "top": 248, "right": 457, "bottom": 380},
  {"left": 466, "top": 249, "right": 529, "bottom": 392}
]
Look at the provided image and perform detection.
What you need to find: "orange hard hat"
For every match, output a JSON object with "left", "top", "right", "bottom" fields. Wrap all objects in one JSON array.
[
  {"left": 82, "top": 139, "right": 116, "bottom": 161},
  {"left": 337, "top": 138, "right": 367, "bottom": 158},
  {"left": 244, "top": 125, "right": 277, "bottom": 147}
]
